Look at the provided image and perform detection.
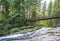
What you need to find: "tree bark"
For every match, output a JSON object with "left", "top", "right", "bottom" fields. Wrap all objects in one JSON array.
[{"left": 28, "top": 16, "right": 60, "bottom": 22}]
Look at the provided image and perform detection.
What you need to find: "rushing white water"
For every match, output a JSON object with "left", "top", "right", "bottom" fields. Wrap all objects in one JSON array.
[
  {"left": 0, "top": 34, "right": 24, "bottom": 40},
  {"left": 0, "top": 27, "right": 60, "bottom": 41},
  {"left": 0, "top": 27, "right": 50, "bottom": 40}
]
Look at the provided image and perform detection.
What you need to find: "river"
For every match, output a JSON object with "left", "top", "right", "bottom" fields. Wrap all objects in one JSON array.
[{"left": 0, "top": 27, "right": 60, "bottom": 41}]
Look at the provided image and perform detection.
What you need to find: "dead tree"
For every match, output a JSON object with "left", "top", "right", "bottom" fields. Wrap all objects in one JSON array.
[{"left": 28, "top": 13, "right": 60, "bottom": 22}]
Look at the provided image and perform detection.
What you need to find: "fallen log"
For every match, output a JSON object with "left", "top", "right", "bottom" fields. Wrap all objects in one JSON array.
[{"left": 28, "top": 16, "right": 60, "bottom": 22}]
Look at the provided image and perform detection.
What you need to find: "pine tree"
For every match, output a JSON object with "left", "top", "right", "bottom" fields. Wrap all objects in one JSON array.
[
  {"left": 47, "top": 0, "right": 53, "bottom": 27},
  {"left": 40, "top": 1, "right": 48, "bottom": 27},
  {"left": 53, "top": 0, "right": 60, "bottom": 24},
  {"left": 29, "top": 0, "right": 42, "bottom": 26},
  {"left": 41, "top": 1, "right": 46, "bottom": 17}
]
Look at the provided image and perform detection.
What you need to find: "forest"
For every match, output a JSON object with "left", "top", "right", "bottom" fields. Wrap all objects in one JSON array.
[{"left": 0, "top": 0, "right": 60, "bottom": 35}]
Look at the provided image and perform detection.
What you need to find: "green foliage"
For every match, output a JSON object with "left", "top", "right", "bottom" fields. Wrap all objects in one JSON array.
[
  {"left": 52, "top": 0, "right": 60, "bottom": 24},
  {"left": 0, "top": 0, "right": 41, "bottom": 35},
  {"left": 41, "top": 1, "right": 46, "bottom": 17},
  {"left": 0, "top": 0, "right": 60, "bottom": 35},
  {"left": 48, "top": 0, "right": 53, "bottom": 16},
  {"left": 47, "top": 0, "right": 53, "bottom": 27},
  {"left": 39, "top": 1, "right": 48, "bottom": 27}
]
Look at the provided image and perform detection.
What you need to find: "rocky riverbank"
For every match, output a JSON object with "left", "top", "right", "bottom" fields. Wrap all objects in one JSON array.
[
  {"left": 29, "top": 27, "right": 60, "bottom": 41},
  {"left": 1, "top": 27, "right": 60, "bottom": 41}
]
